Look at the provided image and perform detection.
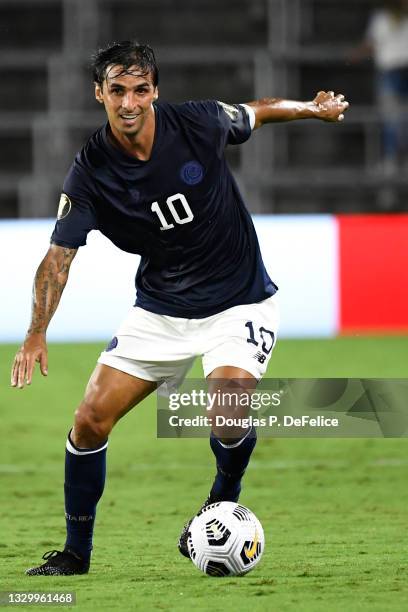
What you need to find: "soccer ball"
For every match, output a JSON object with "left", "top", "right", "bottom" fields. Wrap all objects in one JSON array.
[{"left": 187, "top": 501, "right": 264, "bottom": 577}]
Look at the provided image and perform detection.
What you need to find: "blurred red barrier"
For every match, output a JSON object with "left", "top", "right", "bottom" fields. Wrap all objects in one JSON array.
[{"left": 338, "top": 214, "right": 408, "bottom": 333}]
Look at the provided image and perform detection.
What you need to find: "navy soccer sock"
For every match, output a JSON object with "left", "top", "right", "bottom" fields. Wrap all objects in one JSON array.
[
  {"left": 209, "top": 426, "right": 257, "bottom": 502},
  {"left": 64, "top": 430, "right": 107, "bottom": 561}
]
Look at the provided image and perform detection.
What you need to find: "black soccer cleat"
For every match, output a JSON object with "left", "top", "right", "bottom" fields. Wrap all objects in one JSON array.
[
  {"left": 25, "top": 548, "right": 90, "bottom": 576},
  {"left": 178, "top": 496, "right": 221, "bottom": 559},
  {"left": 177, "top": 519, "right": 193, "bottom": 559}
]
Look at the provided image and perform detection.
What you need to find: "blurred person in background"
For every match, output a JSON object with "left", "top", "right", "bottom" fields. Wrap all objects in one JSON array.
[{"left": 352, "top": 0, "right": 408, "bottom": 183}]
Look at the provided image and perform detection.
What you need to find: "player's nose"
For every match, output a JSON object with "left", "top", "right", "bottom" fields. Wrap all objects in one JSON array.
[{"left": 121, "top": 92, "right": 136, "bottom": 111}]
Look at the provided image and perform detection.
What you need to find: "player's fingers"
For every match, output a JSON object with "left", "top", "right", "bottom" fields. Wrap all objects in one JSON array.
[
  {"left": 328, "top": 91, "right": 335, "bottom": 97},
  {"left": 11, "top": 357, "right": 20, "bottom": 386},
  {"left": 336, "top": 94, "right": 345, "bottom": 102},
  {"left": 315, "top": 91, "right": 327, "bottom": 102},
  {"left": 338, "top": 114, "right": 344, "bottom": 122},
  {"left": 17, "top": 357, "right": 28, "bottom": 389},
  {"left": 25, "top": 355, "right": 37, "bottom": 385},
  {"left": 39, "top": 351, "right": 48, "bottom": 377},
  {"left": 12, "top": 352, "right": 25, "bottom": 387}
]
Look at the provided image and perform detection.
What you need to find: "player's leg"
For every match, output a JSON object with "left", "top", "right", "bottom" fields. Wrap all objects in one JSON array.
[
  {"left": 202, "top": 296, "right": 279, "bottom": 507},
  {"left": 64, "top": 364, "right": 156, "bottom": 556},
  {"left": 71, "top": 362, "right": 156, "bottom": 447},
  {"left": 177, "top": 367, "right": 258, "bottom": 558},
  {"left": 206, "top": 366, "right": 258, "bottom": 504},
  {"left": 178, "top": 296, "right": 279, "bottom": 557},
  {"left": 27, "top": 304, "right": 196, "bottom": 574},
  {"left": 26, "top": 364, "right": 156, "bottom": 576}
]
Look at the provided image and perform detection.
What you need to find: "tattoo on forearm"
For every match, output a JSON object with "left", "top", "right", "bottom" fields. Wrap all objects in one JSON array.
[{"left": 28, "top": 247, "right": 77, "bottom": 335}]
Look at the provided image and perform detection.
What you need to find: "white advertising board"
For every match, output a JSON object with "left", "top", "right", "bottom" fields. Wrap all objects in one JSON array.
[{"left": 0, "top": 216, "right": 337, "bottom": 342}]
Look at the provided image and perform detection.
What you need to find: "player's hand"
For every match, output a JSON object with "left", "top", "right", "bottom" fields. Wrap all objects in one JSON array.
[
  {"left": 313, "top": 91, "right": 349, "bottom": 122},
  {"left": 11, "top": 333, "right": 48, "bottom": 389}
]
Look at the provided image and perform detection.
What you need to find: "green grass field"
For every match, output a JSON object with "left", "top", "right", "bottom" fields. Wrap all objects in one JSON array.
[{"left": 1, "top": 337, "right": 408, "bottom": 611}]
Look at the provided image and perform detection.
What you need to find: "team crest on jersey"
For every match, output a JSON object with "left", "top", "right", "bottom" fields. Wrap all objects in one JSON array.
[
  {"left": 217, "top": 100, "right": 239, "bottom": 121},
  {"left": 57, "top": 193, "right": 72, "bottom": 220},
  {"left": 180, "top": 161, "right": 204, "bottom": 185}
]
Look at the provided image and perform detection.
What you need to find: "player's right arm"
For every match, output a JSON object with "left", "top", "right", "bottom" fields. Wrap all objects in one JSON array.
[{"left": 11, "top": 244, "right": 78, "bottom": 389}]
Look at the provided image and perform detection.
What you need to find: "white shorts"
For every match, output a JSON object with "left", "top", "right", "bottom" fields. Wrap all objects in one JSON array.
[{"left": 98, "top": 295, "right": 279, "bottom": 388}]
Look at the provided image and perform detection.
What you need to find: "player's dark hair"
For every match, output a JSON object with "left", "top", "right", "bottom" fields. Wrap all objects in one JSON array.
[{"left": 91, "top": 41, "right": 159, "bottom": 87}]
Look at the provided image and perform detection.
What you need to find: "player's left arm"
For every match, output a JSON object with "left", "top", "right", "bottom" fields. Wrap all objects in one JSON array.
[{"left": 245, "top": 91, "right": 349, "bottom": 129}]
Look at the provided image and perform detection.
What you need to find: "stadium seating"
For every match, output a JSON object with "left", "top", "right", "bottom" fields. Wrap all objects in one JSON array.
[
  {"left": 0, "top": 0, "right": 62, "bottom": 216},
  {"left": 0, "top": 1, "right": 62, "bottom": 50},
  {"left": 0, "top": 0, "right": 406, "bottom": 217},
  {"left": 100, "top": 0, "right": 268, "bottom": 47}
]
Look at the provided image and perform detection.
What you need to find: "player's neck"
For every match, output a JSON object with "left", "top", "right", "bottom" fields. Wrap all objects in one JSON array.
[{"left": 109, "top": 108, "right": 156, "bottom": 161}]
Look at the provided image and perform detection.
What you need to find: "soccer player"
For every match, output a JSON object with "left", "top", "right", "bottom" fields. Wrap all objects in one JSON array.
[{"left": 11, "top": 41, "right": 348, "bottom": 575}]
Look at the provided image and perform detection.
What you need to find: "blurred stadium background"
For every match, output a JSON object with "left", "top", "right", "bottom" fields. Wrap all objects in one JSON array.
[
  {"left": 1, "top": 0, "right": 408, "bottom": 341},
  {"left": 1, "top": 0, "right": 408, "bottom": 216}
]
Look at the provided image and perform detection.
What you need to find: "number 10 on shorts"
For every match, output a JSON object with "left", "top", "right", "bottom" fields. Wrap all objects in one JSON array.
[{"left": 245, "top": 321, "right": 275, "bottom": 355}]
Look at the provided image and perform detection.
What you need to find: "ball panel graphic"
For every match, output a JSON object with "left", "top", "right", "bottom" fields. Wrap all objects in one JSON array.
[
  {"left": 205, "top": 560, "right": 231, "bottom": 577},
  {"left": 205, "top": 518, "right": 231, "bottom": 546}
]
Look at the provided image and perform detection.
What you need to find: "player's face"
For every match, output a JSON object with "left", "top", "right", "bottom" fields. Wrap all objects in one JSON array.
[{"left": 95, "top": 65, "right": 158, "bottom": 137}]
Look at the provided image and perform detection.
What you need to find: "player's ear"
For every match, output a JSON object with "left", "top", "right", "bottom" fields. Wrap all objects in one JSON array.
[
  {"left": 95, "top": 82, "right": 104, "bottom": 104},
  {"left": 153, "top": 87, "right": 159, "bottom": 101}
]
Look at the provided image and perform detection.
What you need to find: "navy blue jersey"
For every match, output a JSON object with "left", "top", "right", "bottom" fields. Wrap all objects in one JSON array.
[{"left": 51, "top": 100, "right": 277, "bottom": 318}]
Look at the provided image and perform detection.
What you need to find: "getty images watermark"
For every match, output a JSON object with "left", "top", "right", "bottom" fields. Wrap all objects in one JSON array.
[
  {"left": 166, "top": 389, "right": 338, "bottom": 429},
  {"left": 157, "top": 379, "right": 408, "bottom": 438}
]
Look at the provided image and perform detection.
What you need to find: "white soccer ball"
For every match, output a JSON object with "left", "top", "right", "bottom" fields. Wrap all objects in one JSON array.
[{"left": 187, "top": 501, "right": 264, "bottom": 577}]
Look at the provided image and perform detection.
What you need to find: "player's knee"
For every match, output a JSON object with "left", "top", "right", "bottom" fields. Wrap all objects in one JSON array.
[
  {"left": 74, "top": 399, "right": 112, "bottom": 444},
  {"left": 211, "top": 424, "right": 244, "bottom": 444}
]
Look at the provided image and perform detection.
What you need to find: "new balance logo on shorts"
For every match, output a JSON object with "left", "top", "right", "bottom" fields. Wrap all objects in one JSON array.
[{"left": 253, "top": 352, "right": 266, "bottom": 364}]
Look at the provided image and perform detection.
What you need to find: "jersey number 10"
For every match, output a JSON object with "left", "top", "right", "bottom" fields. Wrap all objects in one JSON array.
[{"left": 151, "top": 193, "right": 194, "bottom": 231}]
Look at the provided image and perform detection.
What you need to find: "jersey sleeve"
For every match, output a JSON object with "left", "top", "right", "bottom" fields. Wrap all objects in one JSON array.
[
  {"left": 216, "top": 100, "right": 254, "bottom": 145},
  {"left": 177, "top": 99, "right": 253, "bottom": 155},
  {"left": 50, "top": 162, "right": 98, "bottom": 248}
]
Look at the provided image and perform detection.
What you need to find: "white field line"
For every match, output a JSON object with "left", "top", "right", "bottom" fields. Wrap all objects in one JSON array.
[{"left": 1, "top": 458, "right": 408, "bottom": 474}]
